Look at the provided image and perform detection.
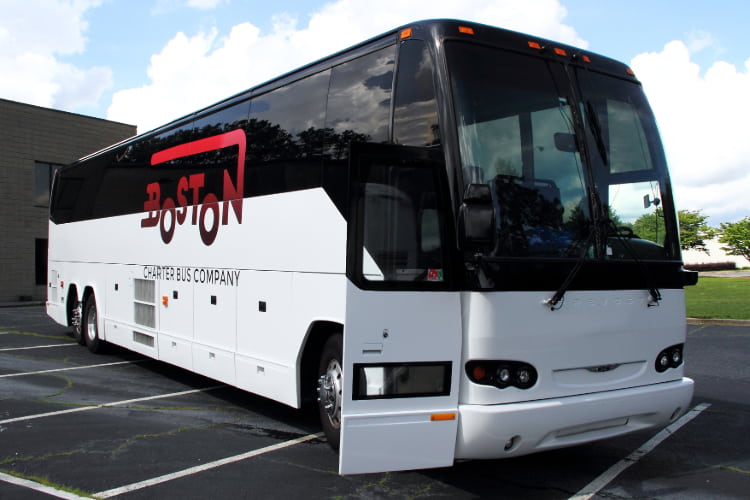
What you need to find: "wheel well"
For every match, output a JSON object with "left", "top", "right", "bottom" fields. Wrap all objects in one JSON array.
[
  {"left": 299, "top": 321, "right": 343, "bottom": 406},
  {"left": 82, "top": 286, "right": 94, "bottom": 304}
]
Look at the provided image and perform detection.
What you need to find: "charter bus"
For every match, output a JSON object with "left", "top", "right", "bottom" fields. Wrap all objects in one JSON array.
[{"left": 47, "top": 19, "right": 698, "bottom": 474}]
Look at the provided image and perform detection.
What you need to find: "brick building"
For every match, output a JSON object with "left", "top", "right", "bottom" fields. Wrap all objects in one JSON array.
[{"left": 0, "top": 98, "right": 136, "bottom": 302}]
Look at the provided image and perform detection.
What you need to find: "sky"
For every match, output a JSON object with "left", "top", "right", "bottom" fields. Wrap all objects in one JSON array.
[{"left": 1, "top": 0, "right": 748, "bottom": 225}]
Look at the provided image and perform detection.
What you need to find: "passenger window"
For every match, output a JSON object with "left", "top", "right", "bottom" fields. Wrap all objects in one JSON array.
[
  {"left": 358, "top": 154, "right": 446, "bottom": 284},
  {"left": 194, "top": 102, "right": 250, "bottom": 133},
  {"left": 247, "top": 71, "right": 330, "bottom": 196},
  {"left": 324, "top": 45, "right": 396, "bottom": 217},
  {"left": 393, "top": 40, "right": 440, "bottom": 146},
  {"left": 326, "top": 45, "right": 396, "bottom": 146}
]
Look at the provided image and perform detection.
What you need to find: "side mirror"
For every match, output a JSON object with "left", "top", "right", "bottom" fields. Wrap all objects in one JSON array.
[
  {"left": 459, "top": 184, "right": 495, "bottom": 252},
  {"left": 554, "top": 132, "right": 578, "bottom": 152},
  {"left": 681, "top": 268, "right": 698, "bottom": 286}
]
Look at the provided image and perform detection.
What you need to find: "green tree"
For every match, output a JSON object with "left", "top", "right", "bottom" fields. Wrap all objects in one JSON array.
[
  {"left": 678, "top": 209, "right": 717, "bottom": 253},
  {"left": 632, "top": 208, "right": 665, "bottom": 244},
  {"left": 631, "top": 208, "right": 715, "bottom": 250},
  {"left": 605, "top": 205, "right": 625, "bottom": 228},
  {"left": 718, "top": 217, "right": 750, "bottom": 264}
]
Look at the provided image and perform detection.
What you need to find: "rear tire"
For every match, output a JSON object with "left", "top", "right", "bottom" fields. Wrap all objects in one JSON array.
[
  {"left": 317, "top": 333, "right": 343, "bottom": 451},
  {"left": 71, "top": 299, "right": 85, "bottom": 346},
  {"left": 82, "top": 294, "right": 106, "bottom": 354}
]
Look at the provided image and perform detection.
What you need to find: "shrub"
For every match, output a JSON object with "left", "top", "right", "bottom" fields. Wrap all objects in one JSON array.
[{"left": 684, "top": 262, "right": 737, "bottom": 272}]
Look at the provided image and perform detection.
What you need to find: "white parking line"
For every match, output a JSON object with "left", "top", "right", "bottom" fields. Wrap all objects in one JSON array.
[
  {"left": 95, "top": 432, "right": 323, "bottom": 498},
  {"left": 0, "top": 385, "right": 224, "bottom": 425},
  {"left": 0, "top": 343, "right": 77, "bottom": 352},
  {"left": 569, "top": 402, "right": 711, "bottom": 500},
  {"left": 0, "top": 471, "right": 90, "bottom": 500},
  {"left": 0, "top": 359, "right": 145, "bottom": 378}
]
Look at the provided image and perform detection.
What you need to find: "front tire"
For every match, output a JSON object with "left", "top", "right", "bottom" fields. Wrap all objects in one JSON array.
[
  {"left": 317, "top": 333, "right": 343, "bottom": 450},
  {"left": 82, "top": 295, "right": 106, "bottom": 354}
]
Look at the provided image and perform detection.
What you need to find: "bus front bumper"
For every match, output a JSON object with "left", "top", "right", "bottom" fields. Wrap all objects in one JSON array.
[{"left": 455, "top": 377, "right": 694, "bottom": 459}]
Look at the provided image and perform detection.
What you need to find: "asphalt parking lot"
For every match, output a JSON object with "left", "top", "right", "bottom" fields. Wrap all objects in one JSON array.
[{"left": 1, "top": 306, "right": 748, "bottom": 499}]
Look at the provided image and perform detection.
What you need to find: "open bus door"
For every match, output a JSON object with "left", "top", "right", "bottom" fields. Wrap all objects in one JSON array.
[{"left": 338, "top": 143, "right": 462, "bottom": 474}]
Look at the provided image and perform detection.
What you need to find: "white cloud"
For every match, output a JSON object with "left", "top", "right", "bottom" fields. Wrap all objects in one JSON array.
[
  {"left": 153, "top": 0, "right": 229, "bottom": 13},
  {"left": 186, "top": 0, "right": 228, "bottom": 8},
  {"left": 686, "top": 30, "right": 716, "bottom": 54},
  {"left": 0, "top": 0, "right": 111, "bottom": 110},
  {"left": 107, "top": 0, "right": 585, "bottom": 132},
  {"left": 631, "top": 41, "right": 750, "bottom": 223}
]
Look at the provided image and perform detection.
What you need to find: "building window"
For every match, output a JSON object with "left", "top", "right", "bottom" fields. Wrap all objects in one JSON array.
[
  {"left": 35, "top": 238, "right": 48, "bottom": 286},
  {"left": 34, "top": 161, "right": 62, "bottom": 207}
]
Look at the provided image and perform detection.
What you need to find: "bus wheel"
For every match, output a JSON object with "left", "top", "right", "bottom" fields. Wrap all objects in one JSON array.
[
  {"left": 82, "top": 295, "right": 105, "bottom": 354},
  {"left": 317, "top": 333, "right": 343, "bottom": 450},
  {"left": 71, "top": 299, "right": 85, "bottom": 345}
]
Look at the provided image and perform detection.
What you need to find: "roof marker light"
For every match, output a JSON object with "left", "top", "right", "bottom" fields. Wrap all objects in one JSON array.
[
  {"left": 583, "top": 55, "right": 591, "bottom": 63},
  {"left": 626, "top": 67, "right": 636, "bottom": 76},
  {"left": 458, "top": 26, "right": 474, "bottom": 35},
  {"left": 554, "top": 47, "right": 567, "bottom": 56},
  {"left": 400, "top": 28, "right": 412, "bottom": 40},
  {"left": 528, "top": 41, "right": 542, "bottom": 50}
]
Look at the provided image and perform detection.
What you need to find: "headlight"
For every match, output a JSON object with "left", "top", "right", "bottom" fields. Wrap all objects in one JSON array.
[
  {"left": 655, "top": 344, "right": 684, "bottom": 373},
  {"left": 466, "top": 360, "right": 538, "bottom": 389}
]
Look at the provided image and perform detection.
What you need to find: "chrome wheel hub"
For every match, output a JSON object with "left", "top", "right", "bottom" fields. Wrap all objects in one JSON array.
[
  {"left": 72, "top": 302, "right": 82, "bottom": 329},
  {"left": 85, "top": 306, "right": 97, "bottom": 342},
  {"left": 317, "top": 359, "right": 342, "bottom": 429}
]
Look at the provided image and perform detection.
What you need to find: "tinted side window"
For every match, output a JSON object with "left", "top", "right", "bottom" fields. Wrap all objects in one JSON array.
[
  {"left": 194, "top": 102, "right": 251, "bottom": 135},
  {"left": 326, "top": 45, "right": 396, "bottom": 148},
  {"left": 347, "top": 143, "right": 449, "bottom": 289},
  {"left": 247, "top": 70, "right": 330, "bottom": 196},
  {"left": 51, "top": 68, "right": 334, "bottom": 225},
  {"left": 176, "top": 102, "right": 251, "bottom": 205},
  {"left": 324, "top": 45, "right": 396, "bottom": 216},
  {"left": 393, "top": 40, "right": 440, "bottom": 146}
]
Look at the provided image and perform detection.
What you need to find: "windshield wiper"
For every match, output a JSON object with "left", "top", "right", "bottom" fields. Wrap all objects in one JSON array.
[
  {"left": 543, "top": 66, "right": 604, "bottom": 309},
  {"left": 544, "top": 229, "right": 595, "bottom": 310},
  {"left": 545, "top": 208, "right": 662, "bottom": 310},
  {"left": 604, "top": 218, "right": 662, "bottom": 307},
  {"left": 585, "top": 100, "right": 608, "bottom": 166}
]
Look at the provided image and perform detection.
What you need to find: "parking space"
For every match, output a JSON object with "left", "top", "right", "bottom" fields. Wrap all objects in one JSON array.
[{"left": 1, "top": 306, "right": 748, "bottom": 499}]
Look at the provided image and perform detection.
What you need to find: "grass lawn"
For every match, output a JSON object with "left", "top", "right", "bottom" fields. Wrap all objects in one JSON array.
[{"left": 685, "top": 277, "right": 750, "bottom": 319}]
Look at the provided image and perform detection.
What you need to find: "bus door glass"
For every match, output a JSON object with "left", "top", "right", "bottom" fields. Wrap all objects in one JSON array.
[{"left": 340, "top": 143, "right": 462, "bottom": 474}]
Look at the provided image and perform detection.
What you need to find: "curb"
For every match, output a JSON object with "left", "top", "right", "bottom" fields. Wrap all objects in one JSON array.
[
  {"left": 0, "top": 301, "right": 45, "bottom": 309},
  {"left": 687, "top": 317, "right": 750, "bottom": 326}
]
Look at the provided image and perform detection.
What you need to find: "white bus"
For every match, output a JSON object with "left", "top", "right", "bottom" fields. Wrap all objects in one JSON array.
[{"left": 47, "top": 20, "right": 697, "bottom": 475}]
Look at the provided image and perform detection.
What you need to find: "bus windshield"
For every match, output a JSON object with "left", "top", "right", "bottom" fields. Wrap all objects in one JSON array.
[{"left": 447, "top": 42, "right": 679, "bottom": 262}]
